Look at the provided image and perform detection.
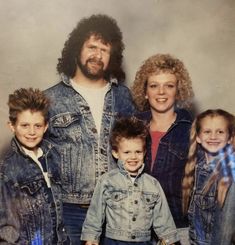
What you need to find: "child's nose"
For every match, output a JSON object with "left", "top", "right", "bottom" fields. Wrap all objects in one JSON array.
[{"left": 28, "top": 126, "right": 36, "bottom": 135}]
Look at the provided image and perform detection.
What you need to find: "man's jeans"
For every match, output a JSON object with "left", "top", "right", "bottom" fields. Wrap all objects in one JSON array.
[{"left": 63, "top": 203, "right": 88, "bottom": 245}]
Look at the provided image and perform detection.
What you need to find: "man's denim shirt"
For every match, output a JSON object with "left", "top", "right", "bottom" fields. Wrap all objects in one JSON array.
[
  {"left": 188, "top": 148, "right": 217, "bottom": 245},
  {"left": 137, "top": 108, "right": 193, "bottom": 228},
  {"left": 0, "top": 138, "right": 68, "bottom": 244},
  {"left": 44, "top": 75, "right": 136, "bottom": 204},
  {"left": 81, "top": 160, "right": 179, "bottom": 244}
]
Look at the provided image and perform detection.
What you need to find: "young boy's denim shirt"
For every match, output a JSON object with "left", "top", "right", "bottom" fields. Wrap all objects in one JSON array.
[
  {"left": 188, "top": 148, "right": 217, "bottom": 245},
  {"left": 0, "top": 138, "right": 68, "bottom": 244},
  {"left": 81, "top": 160, "right": 179, "bottom": 244},
  {"left": 44, "top": 74, "right": 136, "bottom": 205},
  {"left": 137, "top": 108, "right": 193, "bottom": 228}
]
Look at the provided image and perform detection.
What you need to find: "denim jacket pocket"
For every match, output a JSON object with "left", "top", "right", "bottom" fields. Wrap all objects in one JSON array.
[
  {"left": 106, "top": 190, "right": 128, "bottom": 209},
  {"left": 19, "top": 179, "right": 45, "bottom": 195},
  {"left": 50, "top": 112, "right": 82, "bottom": 141},
  {"left": 142, "top": 192, "right": 158, "bottom": 213},
  {"left": 168, "top": 143, "right": 188, "bottom": 160},
  {"left": 194, "top": 194, "right": 216, "bottom": 210}
]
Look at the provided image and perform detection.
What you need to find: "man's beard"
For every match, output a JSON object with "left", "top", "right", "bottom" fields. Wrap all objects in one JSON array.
[{"left": 77, "top": 58, "right": 106, "bottom": 80}]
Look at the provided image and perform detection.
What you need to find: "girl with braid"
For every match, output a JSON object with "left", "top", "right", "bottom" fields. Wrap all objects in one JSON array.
[{"left": 182, "top": 109, "right": 235, "bottom": 245}]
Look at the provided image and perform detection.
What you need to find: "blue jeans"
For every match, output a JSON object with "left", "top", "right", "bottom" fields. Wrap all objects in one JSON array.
[
  {"left": 63, "top": 203, "right": 88, "bottom": 245},
  {"left": 103, "top": 238, "right": 152, "bottom": 245}
]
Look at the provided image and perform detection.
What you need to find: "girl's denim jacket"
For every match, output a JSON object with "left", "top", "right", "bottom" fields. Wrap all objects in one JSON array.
[
  {"left": 189, "top": 146, "right": 235, "bottom": 245},
  {"left": 44, "top": 75, "right": 135, "bottom": 205},
  {"left": 0, "top": 138, "right": 68, "bottom": 244},
  {"left": 81, "top": 160, "right": 179, "bottom": 244},
  {"left": 188, "top": 149, "right": 216, "bottom": 244},
  {"left": 137, "top": 108, "right": 193, "bottom": 228}
]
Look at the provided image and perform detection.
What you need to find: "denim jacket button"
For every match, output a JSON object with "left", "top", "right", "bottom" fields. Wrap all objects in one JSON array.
[
  {"left": 132, "top": 217, "right": 136, "bottom": 221},
  {"left": 131, "top": 235, "right": 136, "bottom": 239},
  {"left": 91, "top": 128, "right": 97, "bottom": 134},
  {"left": 134, "top": 183, "right": 138, "bottom": 187},
  {"left": 134, "top": 200, "right": 138, "bottom": 204}
]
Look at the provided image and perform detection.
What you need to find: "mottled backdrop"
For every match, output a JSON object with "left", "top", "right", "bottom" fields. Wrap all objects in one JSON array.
[{"left": 0, "top": 0, "right": 234, "bottom": 155}]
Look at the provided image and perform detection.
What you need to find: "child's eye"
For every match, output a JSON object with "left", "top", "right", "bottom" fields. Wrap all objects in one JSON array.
[
  {"left": 21, "top": 124, "right": 28, "bottom": 128},
  {"left": 136, "top": 151, "right": 143, "bottom": 154},
  {"left": 218, "top": 130, "right": 225, "bottom": 134},
  {"left": 149, "top": 84, "right": 158, "bottom": 88},
  {"left": 35, "top": 125, "right": 43, "bottom": 128},
  {"left": 166, "top": 84, "right": 175, "bottom": 88}
]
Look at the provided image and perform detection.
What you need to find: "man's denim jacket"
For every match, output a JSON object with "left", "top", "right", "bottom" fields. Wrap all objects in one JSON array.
[
  {"left": 81, "top": 160, "right": 179, "bottom": 244},
  {"left": 137, "top": 108, "right": 193, "bottom": 228},
  {"left": 0, "top": 138, "right": 68, "bottom": 244},
  {"left": 44, "top": 75, "right": 135, "bottom": 204},
  {"left": 188, "top": 148, "right": 217, "bottom": 245}
]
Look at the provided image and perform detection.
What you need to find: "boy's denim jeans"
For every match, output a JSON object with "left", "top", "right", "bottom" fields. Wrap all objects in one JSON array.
[
  {"left": 103, "top": 237, "right": 152, "bottom": 245},
  {"left": 63, "top": 203, "right": 88, "bottom": 245}
]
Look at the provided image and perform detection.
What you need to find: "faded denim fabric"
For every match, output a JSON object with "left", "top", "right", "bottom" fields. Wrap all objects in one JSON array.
[
  {"left": 188, "top": 149, "right": 216, "bottom": 245},
  {"left": 0, "top": 138, "right": 68, "bottom": 244},
  {"left": 44, "top": 74, "right": 136, "bottom": 205},
  {"left": 137, "top": 108, "right": 192, "bottom": 228},
  {"left": 81, "top": 160, "right": 179, "bottom": 244},
  {"left": 210, "top": 173, "right": 235, "bottom": 244}
]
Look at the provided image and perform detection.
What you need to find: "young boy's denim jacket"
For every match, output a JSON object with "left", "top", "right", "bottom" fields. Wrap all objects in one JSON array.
[
  {"left": 44, "top": 74, "right": 136, "bottom": 205},
  {"left": 136, "top": 108, "right": 193, "bottom": 228},
  {"left": 0, "top": 138, "right": 68, "bottom": 244},
  {"left": 188, "top": 148, "right": 217, "bottom": 245},
  {"left": 81, "top": 160, "right": 179, "bottom": 244}
]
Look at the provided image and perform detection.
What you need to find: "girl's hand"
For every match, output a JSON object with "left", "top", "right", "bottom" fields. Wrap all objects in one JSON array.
[{"left": 85, "top": 241, "right": 99, "bottom": 245}]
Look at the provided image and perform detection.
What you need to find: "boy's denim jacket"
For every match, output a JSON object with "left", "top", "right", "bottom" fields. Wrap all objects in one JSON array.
[
  {"left": 81, "top": 160, "right": 179, "bottom": 244},
  {"left": 188, "top": 148, "right": 217, "bottom": 245},
  {"left": 0, "top": 138, "right": 68, "bottom": 244},
  {"left": 44, "top": 74, "right": 135, "bottom": 205},
  {"left": 137, "top": 108, "right": 193, "bottom": 228}
]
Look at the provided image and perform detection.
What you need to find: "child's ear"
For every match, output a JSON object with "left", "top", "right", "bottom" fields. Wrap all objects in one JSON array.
[
  {"left": 196, "top": 136, "right": 201, "bottom": 144},
  {"left": 44, "top": 123, "right": 49, "bottom": 133},
  {"left": 112, "top": 150, "right": 118, "bottom": 159},
  {"left": 7, "top": 121, "right": 15, "bottom": 133}
]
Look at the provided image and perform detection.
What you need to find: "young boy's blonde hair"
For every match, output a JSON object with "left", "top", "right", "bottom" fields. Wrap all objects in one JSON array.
[{"left": 8, "top": 88, "right": 50, "bottom": 124}]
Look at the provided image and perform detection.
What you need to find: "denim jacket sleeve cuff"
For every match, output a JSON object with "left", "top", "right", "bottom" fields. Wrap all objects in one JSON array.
[
  {"left": 80, "top": 232, "right": 100, "bottom": 243},
  {"left": 159, "top": 230, "right": 179, "bottom": 245}
]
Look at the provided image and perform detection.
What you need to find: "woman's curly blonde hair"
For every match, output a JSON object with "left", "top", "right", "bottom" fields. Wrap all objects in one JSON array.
[{"left": 131, "top": 54, "right": 194, "bottom": 111}]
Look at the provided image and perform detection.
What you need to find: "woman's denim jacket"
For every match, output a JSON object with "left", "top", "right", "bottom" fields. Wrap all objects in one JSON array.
[
  {"left": 81, "top": 160, "right": 179, "bottom": 244},
  {"left": 188, "top": 149, "right": 217, "bottom": 245},
  {"left": 44, "top": 75, "right": 135, "bottom": 205},
  {"left": 0, "top": 138, "right": 68, "bottom": 244},
  {"left": 137, "top": 108, "right": 193, "bottom": 228}
]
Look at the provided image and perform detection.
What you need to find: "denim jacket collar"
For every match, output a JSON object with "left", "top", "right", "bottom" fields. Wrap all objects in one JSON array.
[
  {"left": 10, "top": 137, "right": 53, "bottom": 159},
  {"left": 60, "top": 73, "right": 119, "bottom": 88}
]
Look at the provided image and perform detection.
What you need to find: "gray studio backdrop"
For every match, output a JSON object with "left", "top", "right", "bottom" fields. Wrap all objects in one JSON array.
[{"left": 1, "top": 0, "right": 235, "bottom": 156}]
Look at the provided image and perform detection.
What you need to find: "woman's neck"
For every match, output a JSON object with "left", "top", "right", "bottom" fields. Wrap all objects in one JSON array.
[{"left": 150, "top": 110, "right": 177, "bottom": 132}]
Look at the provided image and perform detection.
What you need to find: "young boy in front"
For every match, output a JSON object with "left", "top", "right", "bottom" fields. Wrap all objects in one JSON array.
[
  {"left": 81, "top": 117, "right": 179, "bottom": 245},
  {"left": 0, "top": 88, "right": 68, "bottom": 244}
]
